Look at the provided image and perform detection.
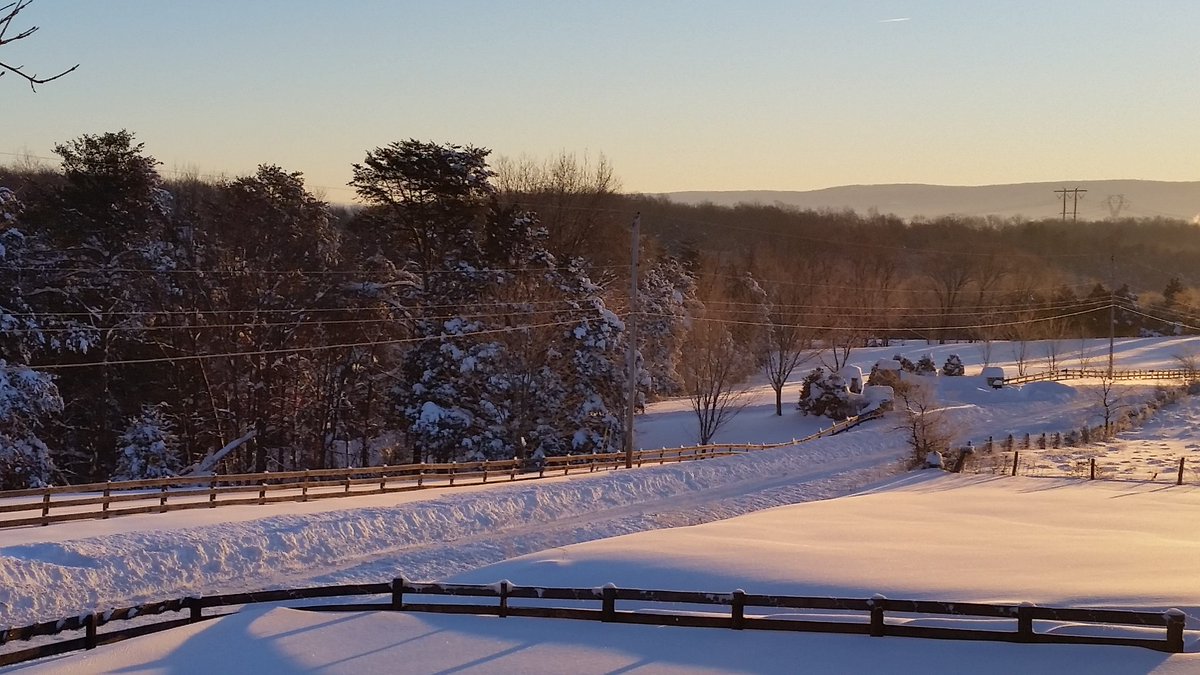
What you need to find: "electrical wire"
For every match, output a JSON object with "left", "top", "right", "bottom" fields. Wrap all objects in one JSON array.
[{"left": 9, "top": 317, "right": 612, "bottom": 372}]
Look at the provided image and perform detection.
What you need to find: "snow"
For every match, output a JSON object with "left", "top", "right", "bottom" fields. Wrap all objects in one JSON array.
[
  {"left": 7, "top": 474, "right": 1200, "bottom": 673},
  {"left": 5, "top": 337, "right": 1200, "bottom": 672}
]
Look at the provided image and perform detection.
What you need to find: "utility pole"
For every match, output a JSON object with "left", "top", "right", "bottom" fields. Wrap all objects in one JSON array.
[
  {"left": 623, "top": 213, "right": 641, "bottom": 469},
  {"left": 1108, "top": 254, "right": 1115, "bottom": 378},
  {"left": 1054, "top": 187, "right": 1088, "bottom": 221}
]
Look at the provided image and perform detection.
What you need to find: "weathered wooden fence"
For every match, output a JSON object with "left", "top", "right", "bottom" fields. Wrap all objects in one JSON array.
[
  {"left": 0, "top": 578, "right": 1186, "bottom": 666},
  {"left": 0, "top": 410, "right": 883, "bottom": 530}
]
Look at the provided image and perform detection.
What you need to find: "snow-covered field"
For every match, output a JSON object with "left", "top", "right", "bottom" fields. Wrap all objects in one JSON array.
[
  {"left": 7, "top": 474, "right": 1200, "bottom": 674},
  {"left": 3, "top": 337, "right": 1200, "bottom": 673}
]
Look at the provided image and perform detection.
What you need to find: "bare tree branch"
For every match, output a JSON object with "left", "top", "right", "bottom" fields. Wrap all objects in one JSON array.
[{"left": 0, "top": 0, "right": 78, "bottom": 91}]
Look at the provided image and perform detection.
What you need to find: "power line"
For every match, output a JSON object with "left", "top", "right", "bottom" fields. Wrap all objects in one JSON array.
[
  {"left": 10, "top": 317, "right": 611, "bottom": 372},
  {"left": 700, "top": 298, "right": 1111, "bottom": 320},
  {"left": 5, "top": 263, "right": 632, "bottom": 277},
  {"left": 705, "top": 272, "right": 1101, "bottom": 296},
  {"left": 0, "top": 305, "right": 600, "bottom": 334},
  {"left": 0, "top": 298, "right": 594, "bottom": 319},
  {"left": 643, "top": 304, "right": 1110, "bottom": 334}
]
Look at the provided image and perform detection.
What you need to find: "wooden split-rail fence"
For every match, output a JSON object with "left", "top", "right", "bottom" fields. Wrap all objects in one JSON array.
[
  {"left": 1004, "top": 367, "right": 1194, "bottom": 386},
  {"left": 0, "top": 409, "right": 882, "bottom": 530},
  {"left": 0, "top": 577, "right": 1186, "bottom": 666}
]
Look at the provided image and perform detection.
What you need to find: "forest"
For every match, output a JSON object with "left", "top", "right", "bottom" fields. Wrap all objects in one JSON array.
[{"left": 2, "top": 130, "right": 1199, "bottom": 488}]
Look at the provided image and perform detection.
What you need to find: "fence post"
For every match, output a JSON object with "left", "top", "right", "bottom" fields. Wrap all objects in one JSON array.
[
  {"left": 602, "top": 584, "right": 616, "bottom": 622},
  {"left": 482, "top": 462, "right": 489, "bottom": 483},
  {"left": 1166, "top": 608, "right": 1186, "bottom": 653},
  {"left": 209, "top": 476, "right": 218, "bottom": 507},
  {"left": 869, "top": 595, "right": 886, "bottom": 637},
  {"left": 1089, "top": 458, "right": 1096, "bottom": 481},
  {"left": 1011, "top": 451, "right": 1019, "bottom": 477},
  {"left": 510, "top": 458, "right": 518, "bottom": 481},
  {"left": 84, "top": 612, "right": 98, "bottom": 649},
  {"left": 391, "top": 577, "right": 405, "bottom": 610},
  {"left": 450, "top": 462, "right": 456, "bottom": 486},
  {"left": 731, "top": 589, "right": 746, "bottom": 630},
  {"left": 986, "top": 436, "right": 994, "bottom": 453},
  {"left": 343, "top": 472, "right": 352, "bottom": 494},
  {"left": 259, "top": 477, "right": 268, "bottom": 505},
  {"left": 417, "top": 464, "right": 425, "bottom": 488},
  {"left": 380, "top": 466, "right": 388, "bottom": 493},
  {"left": 1017, "top": 603, "right": 1034, "bottom": 642},
  {"left": 189, "top": 596, "right": 203, "bottom": 622},
  {"left": 41, "top": 490, "right": 50, "bottom": 526},
  {"left": 102, "top": 482, "right": 112, "bottom": 519},
  {"left": 301, "top": 470, "right": 310, "bottom": 502},
  {"left": 498, "top": 580, "right": 510, "bottom": 618},
  {"left": 160, "top": 484, "right": 169, "bottom": 513},
  {"left": 1023, "top": 433, "right": 1030, "bottom": 449}
]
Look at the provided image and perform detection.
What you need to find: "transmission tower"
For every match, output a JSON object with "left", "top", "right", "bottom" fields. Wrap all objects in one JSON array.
[
  {"left": 1054, "top": 187, "right": 1088, "bottom": 221},
  {"left": 1105, "top": 194, "right": 1129, "bottom": 219}
]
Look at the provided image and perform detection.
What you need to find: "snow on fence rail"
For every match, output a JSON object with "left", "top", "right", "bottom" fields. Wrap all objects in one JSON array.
[
  {"left": 0, "top": 410, "right": 883, "bottom": 530},
  {"left": 0, "top": 577, "right": 1185, "bottom": 666}
]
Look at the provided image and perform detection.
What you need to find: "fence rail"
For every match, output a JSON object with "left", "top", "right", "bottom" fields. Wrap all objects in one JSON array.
[
  {"left": 0, "top": 577, "right": 1185, "bottom": 667},
  {"left": 0, "top": 410, "right": 883, "bottom": 530},
  {"left": 1004, "top": 368, "right": 1193, "bottom": 386}
]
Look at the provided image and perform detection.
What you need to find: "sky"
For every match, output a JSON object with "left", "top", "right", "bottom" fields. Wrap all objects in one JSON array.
[{"left": 4, "top": 1, "right": 1200, "bottom": 200}]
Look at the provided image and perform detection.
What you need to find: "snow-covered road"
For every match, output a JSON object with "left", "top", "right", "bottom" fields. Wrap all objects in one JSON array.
[{"left": 0, "top": 425, "right": 906, "bottom": 627}]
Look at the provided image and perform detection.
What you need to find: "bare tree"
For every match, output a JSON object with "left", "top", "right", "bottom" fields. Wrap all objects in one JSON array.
[
  {"left": 680, "top": 317, "right": 754, "bottom": 445},
  {"left": 1097, "top": 377, "right": 1127, "bottom": 440},
  {"left": 494, "top": 151, "right": 623, "bottom": 263},
  {"left": 895, "top": 381, "right": 953, "bottom": 468},
  {"left": 924, "top": 253, "right": 973, "bottom": 344},
  {"left": 0, "top": 0, "right": 77, "bottom": 90}
]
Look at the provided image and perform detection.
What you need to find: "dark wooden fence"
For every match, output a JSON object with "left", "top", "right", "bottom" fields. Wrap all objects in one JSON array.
[
  {"left": 1, "top": 578, "right": 1186, "bottom": 667},
  {"left": 0, "top": 410, "right": 883, "bottom": 530},
  {"left": 1004, "top": 368, "right": 1193, "bottom": 386}
]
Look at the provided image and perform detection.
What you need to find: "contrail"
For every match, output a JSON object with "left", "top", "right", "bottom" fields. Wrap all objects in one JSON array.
[{"left": 879, "top": 17, "right": 912, "bottom": 23}]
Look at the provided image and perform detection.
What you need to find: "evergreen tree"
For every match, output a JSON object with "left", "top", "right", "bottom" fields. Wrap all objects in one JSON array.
[
  {"left": 942, "top": 354, "right": 965, "bottom": 376},
  {"left": 113, "top": 403, "right": 181, "bottom": 481},
  {"left": 0, "top": 362, "right": 61, "bottom": 488}
]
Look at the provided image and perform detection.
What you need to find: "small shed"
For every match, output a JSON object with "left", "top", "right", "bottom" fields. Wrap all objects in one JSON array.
[{"left": 981, "top": 366, "right": 1006, "bottom": 389}]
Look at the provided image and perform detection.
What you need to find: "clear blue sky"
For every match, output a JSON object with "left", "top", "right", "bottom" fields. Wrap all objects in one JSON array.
[{"left": 4, "top": 1, "right": 1199, "bottom": 199}]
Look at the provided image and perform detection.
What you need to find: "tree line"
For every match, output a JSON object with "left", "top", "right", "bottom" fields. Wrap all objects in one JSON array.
[{"left": 2, "top": 131, "right": 1198, "bottom": 488}]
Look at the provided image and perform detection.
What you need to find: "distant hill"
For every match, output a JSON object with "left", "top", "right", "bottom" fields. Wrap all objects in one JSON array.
[{"left": 665, "top": 180, "right": 1200, "bottom": 222}]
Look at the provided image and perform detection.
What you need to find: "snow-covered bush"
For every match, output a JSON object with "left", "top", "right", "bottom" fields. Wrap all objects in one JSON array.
[
  {"left": 915, "top": 354, "right": 938, "bottom": 376},
  {"left": 0, "top": 186, "right": 21, "bottom": 225},
  {"left": 113, "top": 404, "right": 181, "bottom": 481},
  {"left": 942, "top": 354, "right": 965, "bottom": 377},
  {"left": 893, "top": 354, "right": 916, "bottom": 373},
  {"left": 798, "top": 367, "right": 858, "bottom": 421},
  {"left": 0, "top": 362, "right": 62, "bottom": 489},
  {"left": 867, "top": 359, "right": 902, "bottom": 388}
]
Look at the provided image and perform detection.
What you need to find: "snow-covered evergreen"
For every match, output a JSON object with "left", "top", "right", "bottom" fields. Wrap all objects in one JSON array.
[
  {"left": 942, "top": 354, "right": 965, "bottom": 376},
  {"left": 0, "top": 362, "right": 62, "bottom": 489},
  {"left": 797, "top": 367, "right": 858, "bottom": 421},
  {"left": 112, "top": 404, "right": 181, "bottom": 481},
  {"left": 637, "top": 260, "right": 697, "bottom": 398},
  {"left": 915, "top": 354, "right": 938, "bottom": 376}
]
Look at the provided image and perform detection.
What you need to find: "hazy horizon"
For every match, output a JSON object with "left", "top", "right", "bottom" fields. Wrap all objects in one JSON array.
[{"left": 5, "top": 1, "right": 1200, "bottom": 197}]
